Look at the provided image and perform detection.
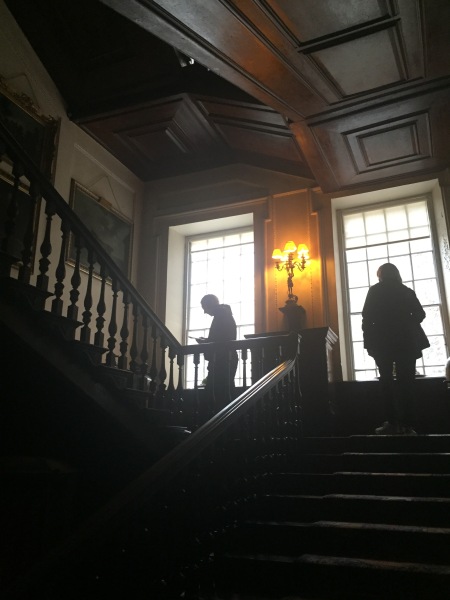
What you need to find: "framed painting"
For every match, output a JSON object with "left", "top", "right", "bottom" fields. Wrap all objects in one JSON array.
[
  {"left": 0, "top": 76, "right": 58, "bottom": 269},
  {"left": 68, "top": 180, "right": 133, "bottom": 278},
  {"left": 0, "top": 75, "right": 58, "bottom": 180}
]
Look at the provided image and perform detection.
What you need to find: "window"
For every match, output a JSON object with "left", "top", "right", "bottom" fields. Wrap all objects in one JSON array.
[
  {"left": 184, "top": 228, "right": 255, "bottom": 387},
  {"left": 341, "top": 198, "right": 448, "bottom": 380}
]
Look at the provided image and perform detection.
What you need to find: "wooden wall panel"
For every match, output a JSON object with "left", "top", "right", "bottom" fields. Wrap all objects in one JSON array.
[
  {"left": 5, "top": 0, "right": 450, "bottom": 190},
  {"left": 293, "top": 83, "right": 450, "bottom": 191}
]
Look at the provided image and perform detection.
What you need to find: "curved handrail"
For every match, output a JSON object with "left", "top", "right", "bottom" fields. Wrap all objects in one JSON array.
[
  {"left": 0, "top": 119, "right": 181, "bottom": 350},
  {"left": 5, "top": 355, "right": 300, "bottom": 597}
]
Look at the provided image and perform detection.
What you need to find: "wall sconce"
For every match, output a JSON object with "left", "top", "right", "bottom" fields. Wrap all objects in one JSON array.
[{"left": 272, "top": 241, "right": 310, "bottom": 304}]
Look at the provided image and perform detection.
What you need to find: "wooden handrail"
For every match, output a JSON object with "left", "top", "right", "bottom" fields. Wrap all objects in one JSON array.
[
  {"left": 0, "top": 119, "right": 181, "bottom": 350},
  {"left": 1, "top": 114, "right": 304, "bottom": 599},
  {"left": 5, "top": 354, "right": 301, "bottom": 598}
]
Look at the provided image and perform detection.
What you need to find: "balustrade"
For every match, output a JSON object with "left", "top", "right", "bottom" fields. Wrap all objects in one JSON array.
[{"left": 0, "top": 119, "right": 301, "bottom": 431}]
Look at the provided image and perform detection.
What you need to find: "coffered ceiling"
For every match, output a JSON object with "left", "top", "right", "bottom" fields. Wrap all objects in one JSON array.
[{"left": 5, "top": 0, "right": 450, "bottom": 192}]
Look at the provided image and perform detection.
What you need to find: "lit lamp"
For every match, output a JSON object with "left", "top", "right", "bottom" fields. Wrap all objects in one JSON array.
[
  {"left": 272, "top": 241, "right": 310, "bottom": 331},
  {"left": 272, "top": 241, "right": 310, "bottom": 303}
]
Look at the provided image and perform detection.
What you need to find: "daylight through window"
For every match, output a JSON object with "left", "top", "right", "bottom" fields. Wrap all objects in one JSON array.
[
  {"left": 341, "top": 199, "right": 448, "bottom": 380},
  {"left": 185, "top": 229, "right": 255, "bottom": 387}
]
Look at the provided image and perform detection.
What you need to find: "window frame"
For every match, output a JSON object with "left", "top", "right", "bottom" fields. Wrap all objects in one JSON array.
[
  {"left": 182, "top": 225, "right": 255, "bottom": 388},
  {"left": 337, "top": 194, "right": 450, "bottom": 380}
]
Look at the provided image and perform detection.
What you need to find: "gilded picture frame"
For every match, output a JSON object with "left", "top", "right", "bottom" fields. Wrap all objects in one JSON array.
[
  {"left": 0, "top": 76, "right": 58, "bottom": 267},
  {"left": 68, "top": 180, "right": 133, "bottom": 278}
]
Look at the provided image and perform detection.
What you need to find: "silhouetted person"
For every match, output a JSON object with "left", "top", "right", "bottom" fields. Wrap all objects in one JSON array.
[
  {"left": 362, "top": 263, "right": 429, "bottom": 435},
  {"left": 196, "top": 294, "right": 238, "bottom": 410}
]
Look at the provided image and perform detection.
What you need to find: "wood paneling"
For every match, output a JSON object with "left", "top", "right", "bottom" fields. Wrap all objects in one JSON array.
[
  {"left": 294, "top": 83, "right": 450, "bottom": 190},
  {"left": 4, "top": 0, "right": 450, "bottom": 191}
]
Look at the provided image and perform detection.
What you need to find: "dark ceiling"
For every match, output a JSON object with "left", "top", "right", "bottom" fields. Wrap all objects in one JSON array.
[{"left": 5, "top": 0, "right": 450, "bottom": 192}]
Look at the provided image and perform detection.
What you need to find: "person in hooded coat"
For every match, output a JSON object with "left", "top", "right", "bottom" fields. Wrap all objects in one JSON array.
[{"left": 362, "top": 263, "right": 429, "bottom": 435}]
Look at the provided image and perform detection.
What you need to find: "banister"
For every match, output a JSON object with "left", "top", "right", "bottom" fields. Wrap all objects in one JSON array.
[
  {"left": 5, "top": 355, "right": 301, "bottom": 598},
  {"left": 0, "top": 119, "right": 181, "bottom": 351}
]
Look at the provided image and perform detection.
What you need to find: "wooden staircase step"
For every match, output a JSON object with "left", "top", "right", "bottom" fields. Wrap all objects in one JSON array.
[
  {"left": 255, "top": 493, "right": 450, "bottom": 527},
  {"left": 269, "top": 471, "right": 450, "bottom": 498},
  {"left": 231, "top": 519, "right": 450, "bottom": 564},
  {"left": 213, "top": 552, "right": 450, "bottom": 599},
  {"left": 298, "top": 434, "right": 450, "bottom": 454},
  {"left": 298, "top": 452, "right": 450, "bottom": 474}
]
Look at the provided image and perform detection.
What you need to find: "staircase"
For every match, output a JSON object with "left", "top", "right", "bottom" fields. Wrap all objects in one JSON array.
[
  {"left": 210, "top": 433, "right": 450, "bottom": 599},
  {"left": 3, "top": 113, "right": 450, "bottom": 600}
]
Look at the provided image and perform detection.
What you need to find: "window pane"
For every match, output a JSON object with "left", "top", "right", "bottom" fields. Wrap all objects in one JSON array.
[
  {"left": 346, "top": 248, "right": 366, "bottom": 262},
  {"left": 414, "top": 279, "right": 440, "bottom": 305},
  {"left": 347, "top": 262, "right": 368, "bottom": 288},
  {"left": 364, "top": 210, "right": 385, "bottom": 234},
  {"left": 344, "top": 213, "right": 365, "bottom": 241},
  {"left": 367, "top": 245, "right": 387, "bottom": 260},
  {"left": 349, "top": 287, "right": 368, "bottom": 313},
  {"left": 412, "top": 252, "right": 435, "bottom": 280},
  {"left": 350, "top": 314, "right": 363, "bottom": 342},
  {"left": 407, "top": 202, "right": 428, "bottom": 227},
  {"left": 388, "top": 241, "right": 409, "bottom": 256},
  {"left": 385, "top": 205, "right": 407, "bottom": 230}
]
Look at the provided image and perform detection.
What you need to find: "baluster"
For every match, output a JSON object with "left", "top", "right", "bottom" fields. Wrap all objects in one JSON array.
[
  {"left": 193, "top": 351, "right": 200, "bottom": 428},
  {"left": 79, "top": 249, "right": 94, "bottom": 344},
  {"left": 167, "top": 346, "right": 175, "bottom": 394},
  {"left": 261, "top": 346, "right": 267, "bottom": 377},
  {"left": 175, "top": 352, "right": 185, "bottom": 424},
  {"left": 148, "top": 325, "right": 158, "bottom": 398},
  {"left": 251, "top": 346, "right": 263, "bottom": 384},
  {"left": 67, "top": 236, "right": 82, "bottom": 321},
  {"left": 271, "top": 383, "right": 281, "bottom": 447},
  {"left": 158, "top": 335, "right": 167, "bottom": 396},
  {"left": 241, "top": 347, "right": 248, "bottom": 387},
  {"left": 129, "top": 301, "right": 139, "bottom": 375},
  {"left": 287, "top": 368, "right": 297, "bottom": 445},
  {"left": 292, "top": 366, "right": 302, "bottom": 441},
  {"left": 118, "top": 289, "right": 130, "bottom": 370},
  {"left": 176, "top": 353, "right": 184, "bottom": 394},
  {"left": 51, "top": 218, "right": 70, "bottom": 316},
  {"left": 105, "top": 276, "right": 118, "bottom": 366},
  {"left": 256, "top": 392, "right": 265, "bottom": 452},
  {"left": 36, "top": 199, "right": 56, "bottom": 292},
  {"left": 94, "top": 265, "right": 107, "bottom": 348},
  {"left": 0, "top": 161, "right": 23, "bottom": 261},
  {"left": 167, "top": 346, "right": 177, "bottom": 420},
  {"left": 279, "top": 376, "right": 289, "bottom": 456},
  {"left": 139, "top": 315, "right": 149, "bottom": 391},
  {"left": 18, "top": 179, "right": 40, "bottom": 283}
]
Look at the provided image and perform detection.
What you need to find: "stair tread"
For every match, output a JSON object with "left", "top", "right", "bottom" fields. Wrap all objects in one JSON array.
[
  {"left": 281, "top": 471, "right": 450, "bottom": 477},
  {"left": 243, "top": 519, "right": 450, "bottom": 534},
  {"left": 333, "top": 471, "right": 450, "bottom": 476},
  {"left": 265, "top": 493, "right": 450, "bottom": 502},
  {"left": 302, "top": 452, "right": 450, "bottom": 456},
  {"left": 223, "top": 552, "right": 450, "bottom": 574}
]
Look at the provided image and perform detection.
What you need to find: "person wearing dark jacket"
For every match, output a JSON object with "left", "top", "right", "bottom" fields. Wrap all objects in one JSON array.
[
  {"left": 196, "top": 294, "right": 238, "bottom": 409},
  {"left": 362, "top": 263, "right": 429, "bottom": 435}
]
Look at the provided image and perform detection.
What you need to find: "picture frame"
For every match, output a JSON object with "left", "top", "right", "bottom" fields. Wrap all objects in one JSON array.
[
  {"left": 68, "top": 180, "right": 133, "bottom": 278},
  {"left": 0, "top": 76, "right": 58, "bottom": 268},
  {"left": 0, "top": 75, "right": 58, "bottom": 180}
]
